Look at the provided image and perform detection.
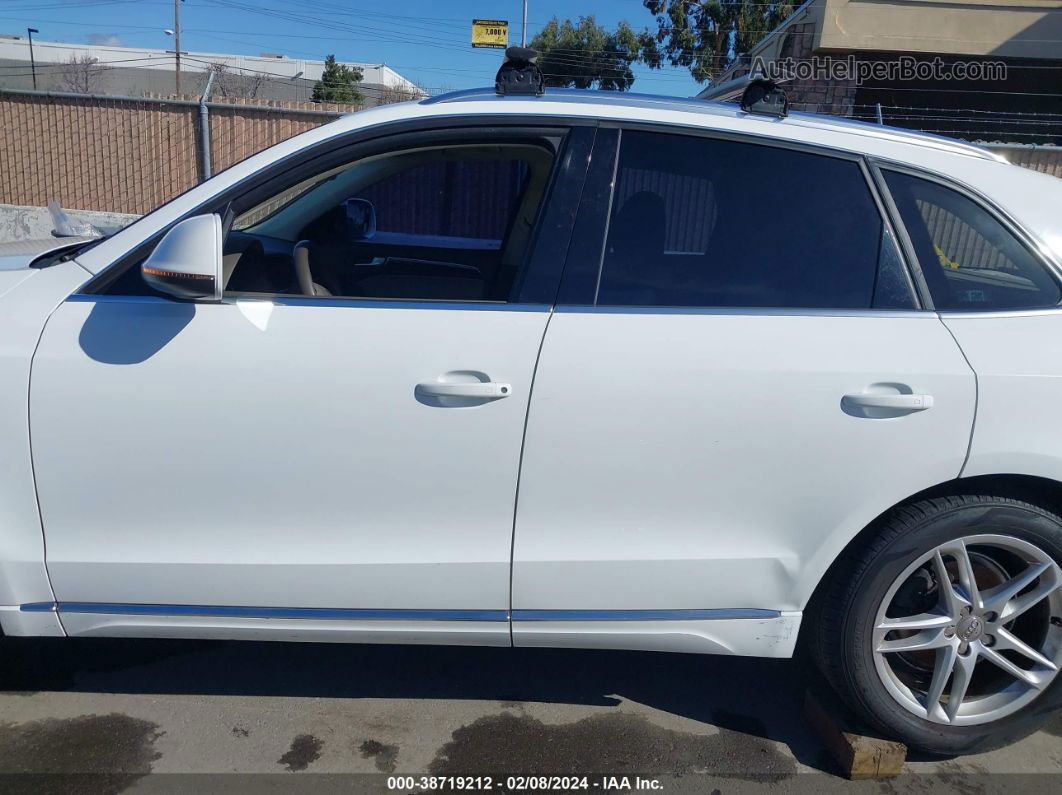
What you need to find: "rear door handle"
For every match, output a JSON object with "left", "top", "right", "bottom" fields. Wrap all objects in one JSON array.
[
  {"left": 842, "top": 393, "right": 934, "bottom": 411},
  {"left": 416, "top": 382, "right": 512, "bottom": 398}
]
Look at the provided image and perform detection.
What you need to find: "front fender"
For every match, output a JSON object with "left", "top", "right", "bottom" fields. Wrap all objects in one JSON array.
[{"left": 0, "top": 260, "right": 90, "bottom": 636}]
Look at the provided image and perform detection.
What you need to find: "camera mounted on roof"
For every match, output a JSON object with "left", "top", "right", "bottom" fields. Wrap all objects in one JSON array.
[{"left": 496, "top": 47, "right": 545, "bottom": 97}]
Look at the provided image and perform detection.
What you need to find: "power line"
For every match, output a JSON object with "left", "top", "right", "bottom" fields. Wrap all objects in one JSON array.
[{"left": 5, "top": 2, "right": 1062, "bottom": 97}]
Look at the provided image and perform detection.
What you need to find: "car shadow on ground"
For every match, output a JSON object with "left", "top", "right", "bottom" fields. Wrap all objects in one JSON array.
[{"left": 0, "top": 636, "right": 833, "bottom": 771}]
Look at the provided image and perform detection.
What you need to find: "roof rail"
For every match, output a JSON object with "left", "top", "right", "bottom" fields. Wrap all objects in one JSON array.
[{"left": 696, "top": 72, "right": 769, "bottom": 102}]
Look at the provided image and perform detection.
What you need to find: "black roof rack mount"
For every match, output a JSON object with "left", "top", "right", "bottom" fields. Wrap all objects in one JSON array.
[
  {"left": 495, "top": 47, "right": 545, "bottom": 97},
  {"left": 696, "top": 73, "right": 789, "bottom": 119},
  {"left": 740, "top": 78, "right": 789, "bottom": 119}
]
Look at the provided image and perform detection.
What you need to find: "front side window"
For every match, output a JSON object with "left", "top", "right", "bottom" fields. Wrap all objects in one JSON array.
[
  {"left": 882, "top": 170, "right": 1060, "bottom": 311},
  {"left": 92, "top": 137, "right": 559, "bottom": 302},
  {"left": 221, "top": 141, "right": 555, "bottom": 302},
  {"left": 595, "top": 130, "right": 912, "bottom": 310}
]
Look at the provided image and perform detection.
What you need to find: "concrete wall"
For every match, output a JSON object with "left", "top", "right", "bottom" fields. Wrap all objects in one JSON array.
[
  {"left": 0, "top": 203, "right": 138, "bottom": 243},
  {"left": 818, "top": 0, "right": 1062, "bottom": 59}
]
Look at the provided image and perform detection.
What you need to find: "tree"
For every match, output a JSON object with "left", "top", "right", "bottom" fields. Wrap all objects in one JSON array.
[
  {"left": 207, "top": 62, "right": 266, "bottom": 99},
  {"left": 530, "top": 16, "right": 651, "bottom": 91},
  {"left": 376, "top": 84, "right": 420, "bottom": 105},
  {"left": 59, "top": 54, "right": 110, "bottom": 94},
  {"left": 311, "top": 55, "right": 364, "bottom": 105},
  {"left": 641, "top": 1, "right": 795, "bottom": 84}
]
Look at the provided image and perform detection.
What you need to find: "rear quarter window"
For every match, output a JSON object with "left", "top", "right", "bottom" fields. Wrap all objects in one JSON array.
[{"left": 883, "top": 170, "right": 1060, "bottom": 311}]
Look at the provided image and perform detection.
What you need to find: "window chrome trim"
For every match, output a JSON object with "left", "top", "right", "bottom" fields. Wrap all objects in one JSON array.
[
  {"left": 555, "top": 305, "right": 932, "bottom": 319},
  {"left": 267, "top": 297, "right": 550, "bottom": 312},
  {"left": 65, "top": 293, "right": 551, "bottom": 312},
  {"left": 938, "top": 307, "right": 1062, "bottom": 320}
]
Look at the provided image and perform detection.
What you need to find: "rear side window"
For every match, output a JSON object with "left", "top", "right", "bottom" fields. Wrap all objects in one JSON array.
[
  {"left": 883, "top": 170, "right": 1060, "bottom": 311},
  {"left": 595, "top": 130, "right": 912, "bottom": 310}
]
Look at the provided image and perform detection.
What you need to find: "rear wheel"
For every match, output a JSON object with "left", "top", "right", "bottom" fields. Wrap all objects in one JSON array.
[{"left": 812, "top": 495, "right": 1062, "bottom": 755}]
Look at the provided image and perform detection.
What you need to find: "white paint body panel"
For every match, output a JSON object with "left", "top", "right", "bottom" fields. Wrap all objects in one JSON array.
[
  {"left": 512, "top": 310, "right": 976, "bottom": 615},
  {"left": 943, "top": 312, "right": 1062, "bottom": 483},
  {"left": 0, "top": 261, "right": 90, "bottom": 637},
  {"left": 0, "top": 605, "right": 63, "bottom": 637},
  {"left": 30, "top": 297, "right": 547, "bottom": 648},
  {"left": 513, "top": 613, "right": 801, "bottom": 658}
]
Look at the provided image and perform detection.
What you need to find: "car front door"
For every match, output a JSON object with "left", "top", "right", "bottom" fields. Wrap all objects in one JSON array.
[
  {"left": 511, "top": 128, "right": 977, "bottom": 653},
  {"left": 28, "top": 125, "right": 592, "bottom": 642}
]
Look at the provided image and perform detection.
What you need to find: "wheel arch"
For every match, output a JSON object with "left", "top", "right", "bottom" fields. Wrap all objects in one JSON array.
[{"left": 797, "top": 473, "right": 1062, "bottom": 649}]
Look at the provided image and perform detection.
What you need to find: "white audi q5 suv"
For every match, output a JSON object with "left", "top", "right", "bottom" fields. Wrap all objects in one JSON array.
[{"left": 2, "top": 82, "right": 1062, "bottom": 756}]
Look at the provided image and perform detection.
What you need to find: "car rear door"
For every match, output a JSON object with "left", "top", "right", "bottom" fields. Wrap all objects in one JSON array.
[
  {"left": 28, "top": 125, "right": 593, "bottom": 643},
  {"left": 511, "top": 128, "right": 977, "bottom": 653},
  {"left": 878, "top": 165, "right": 1062, "bottom": 485}
]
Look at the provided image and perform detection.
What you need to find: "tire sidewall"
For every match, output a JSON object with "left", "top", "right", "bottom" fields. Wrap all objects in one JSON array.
[{"left": 842, "top": 501, "right": 1062, "bottom": 755}]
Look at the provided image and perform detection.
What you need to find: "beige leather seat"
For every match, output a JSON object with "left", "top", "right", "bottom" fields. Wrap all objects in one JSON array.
[{"left": 293, "top": 240, "right": 332, "bottom": 297}]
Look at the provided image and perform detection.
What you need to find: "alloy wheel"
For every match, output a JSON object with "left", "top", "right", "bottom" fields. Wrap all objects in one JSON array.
[{"left": 873, "top": 534, "right": 1062, "bottom": 726}]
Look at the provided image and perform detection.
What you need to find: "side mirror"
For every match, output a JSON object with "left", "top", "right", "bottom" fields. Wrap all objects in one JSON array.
[
  {"left": 340, "top": 198, "right": 376, "bottom": 241},
  {"left": 141, "top": 214, "right": 223, "bottom": 300}
]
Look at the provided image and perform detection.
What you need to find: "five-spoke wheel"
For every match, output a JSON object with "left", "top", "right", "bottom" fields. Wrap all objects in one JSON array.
[
  {"left": 873, "top": 534, "right": 1062, "bottom": 725},
  {"left": 810, "top": 495, "right": 1062, "bottom": 754}
]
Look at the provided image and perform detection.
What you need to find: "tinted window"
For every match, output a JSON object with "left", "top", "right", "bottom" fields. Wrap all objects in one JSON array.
[
  {"left": 883, "top": 170, "right": 1059, "bottom": 311},
  {"left": 219, "top": 143, "right": 554, "bottom": 302},
  {"left": 353, "top": 159, "right": 529, "bottom": 247},
  {"left": 596, "top": 131, "right": 909, "bottom": 309}
]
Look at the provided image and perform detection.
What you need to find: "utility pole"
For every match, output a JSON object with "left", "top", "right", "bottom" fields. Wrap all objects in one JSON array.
[
  {"left": 174, "top": 0, "right": 182, "bottom": 96},
  {"left": 27, "top": 28, "right": 39, "bottom": 90},
  {"left": 521, "top": 0, "right": 528, "bottom": 47}
]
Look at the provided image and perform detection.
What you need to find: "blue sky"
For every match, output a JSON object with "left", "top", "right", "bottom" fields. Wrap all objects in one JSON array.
[{"left": 0, "top": 0, "right": 703, "bottom": 96}]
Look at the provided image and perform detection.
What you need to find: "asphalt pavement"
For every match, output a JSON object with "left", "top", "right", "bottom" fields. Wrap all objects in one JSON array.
[{"left": 1, "top": 636, "right": 1061, "bottom": 793}]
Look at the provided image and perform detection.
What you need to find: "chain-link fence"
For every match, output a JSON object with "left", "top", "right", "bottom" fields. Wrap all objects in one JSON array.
[{"left": 0, "top": 88, "right": 348, "bottom": 215}]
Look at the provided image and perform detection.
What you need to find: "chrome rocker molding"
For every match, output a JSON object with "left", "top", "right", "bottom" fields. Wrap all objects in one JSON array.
[
  {"left": 511, "top": 608, "right": 777, "bottom": 621},
  {"left": 20, "top": 602, "right": 780, "bottom": 622}
]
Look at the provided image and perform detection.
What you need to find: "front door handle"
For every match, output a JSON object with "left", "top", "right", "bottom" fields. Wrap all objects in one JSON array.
[
  {"left": 842, "top": 393, "right": 934, "bottom": 411},
  {"left": 416, "top": 382, "right": 512, "bottom": 399}
]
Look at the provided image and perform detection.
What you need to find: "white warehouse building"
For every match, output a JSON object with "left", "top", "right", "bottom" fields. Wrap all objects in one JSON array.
[{"left": 0, "top": 35, "right": 425, "bottom": 104}]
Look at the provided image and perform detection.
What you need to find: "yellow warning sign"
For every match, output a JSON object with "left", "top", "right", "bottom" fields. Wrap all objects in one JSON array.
[{"left": 472, "top": 19, "right": 509, "bottom": 49}]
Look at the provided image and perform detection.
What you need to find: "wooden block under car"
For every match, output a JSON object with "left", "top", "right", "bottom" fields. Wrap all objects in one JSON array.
[{"left": 804, "top": 686, "right": 907, "bottom": 780}]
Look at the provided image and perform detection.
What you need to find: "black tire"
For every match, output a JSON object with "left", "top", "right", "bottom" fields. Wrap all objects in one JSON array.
[{"left": 809, "top": 494, "right": 1062, "bottom": 755}]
